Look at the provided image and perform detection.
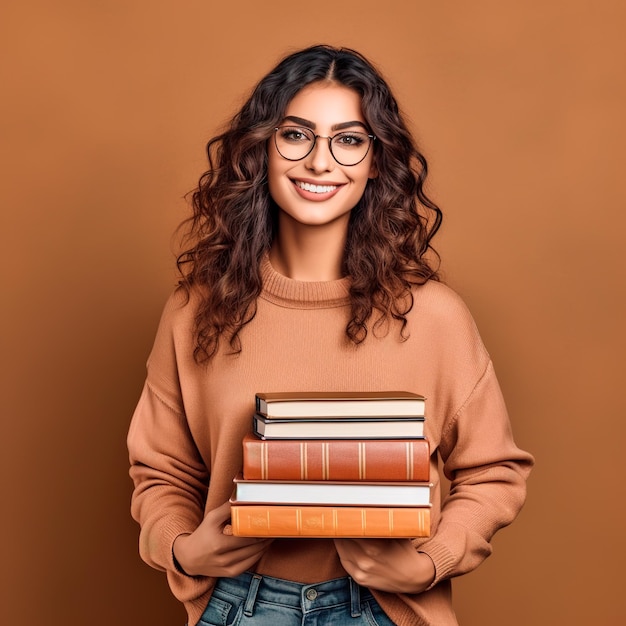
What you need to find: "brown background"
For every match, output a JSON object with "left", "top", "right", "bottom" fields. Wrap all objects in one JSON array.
[{"left": 2, "top": 1, "right": 625, "bottom": 624}]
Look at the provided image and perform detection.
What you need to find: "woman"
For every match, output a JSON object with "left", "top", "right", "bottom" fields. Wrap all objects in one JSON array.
[{"left": 128, "top": 45, "right": 533, "bottom": 625}]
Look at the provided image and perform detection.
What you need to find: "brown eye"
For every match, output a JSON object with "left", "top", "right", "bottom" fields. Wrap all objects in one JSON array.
[
  {"left": 279, "top": 127, "right": 313, "bottom": 144},
  {"left": 333, "top": 133, "right": 367, "bottom": 149}
]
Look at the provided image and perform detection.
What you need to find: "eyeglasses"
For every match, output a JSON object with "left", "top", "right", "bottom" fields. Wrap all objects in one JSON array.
[{"left": 273, "top": 126, "right": 376, "bottom": 166}]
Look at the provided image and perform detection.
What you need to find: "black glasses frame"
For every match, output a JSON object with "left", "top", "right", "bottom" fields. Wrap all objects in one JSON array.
[{"left": 273, "top": 126, "right": 376, "bottom": 166}]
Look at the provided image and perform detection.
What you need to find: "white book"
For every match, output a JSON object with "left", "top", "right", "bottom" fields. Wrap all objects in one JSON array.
[
  {"left": 253, "top": 415, "right": 425, "bottom": 440},
  {"left": 255, "top": 391, "right": 426, "bottom": 419},
  {"left": 233, "top": 474, "right": 432, "bottom": 507}
]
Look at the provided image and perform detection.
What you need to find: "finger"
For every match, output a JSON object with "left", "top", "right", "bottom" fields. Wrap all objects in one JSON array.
[
  {"left": 214, "top": 532, "right": 273, "bottom": 556},
  {"left": 333, "top": 541, "right": 360, "bottom": 570},
  {"left": 212, "top": 539, "right": 274, "bottom": 571},
  {"left": 206, "top": 500, "right": 233, "bottom": 525},
  {"left": 228, "top": 537, "right": 272, "bottom": 558},
  {"left": 333, "top": 538, "right": 360, "bottom": 556},
  {"left": 218, "top": 546, "right": 273, "bottom": 578}
]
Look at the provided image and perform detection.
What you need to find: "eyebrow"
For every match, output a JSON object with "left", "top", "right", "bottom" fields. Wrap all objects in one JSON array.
[{"left": 282, "top": 115, "right": 369, "bottom": 132}]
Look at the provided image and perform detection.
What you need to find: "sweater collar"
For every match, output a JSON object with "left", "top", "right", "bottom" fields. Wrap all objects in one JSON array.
[{"left": 259, "top": 253, "right": 351, "bottom": 309}]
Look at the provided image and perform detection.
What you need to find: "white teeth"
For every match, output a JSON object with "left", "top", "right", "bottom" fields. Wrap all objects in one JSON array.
[{"left": 295, "top": 181, "right": 337, "bottom": 193}]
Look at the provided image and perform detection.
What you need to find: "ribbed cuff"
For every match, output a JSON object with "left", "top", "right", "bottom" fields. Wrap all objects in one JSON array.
[{"left": 414, "top": 539, "right": 458, "bottom": 590}]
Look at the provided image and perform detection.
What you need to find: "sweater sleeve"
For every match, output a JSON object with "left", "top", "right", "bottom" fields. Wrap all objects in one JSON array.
[
  {"left": 127, "top": 294, "right": 211, "bottom": 601},
  {"left": 416, "top": 359, "right": 534, "bottom": 585}
]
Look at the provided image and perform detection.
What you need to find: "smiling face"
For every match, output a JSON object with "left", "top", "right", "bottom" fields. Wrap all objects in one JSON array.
[{"left": 267, "top": 82, "right": 376, "bottom": 231}]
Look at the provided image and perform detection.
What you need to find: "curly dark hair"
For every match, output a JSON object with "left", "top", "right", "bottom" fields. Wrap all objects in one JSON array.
[{"left": 177, "top": 44, "right": 442, "bottom": 363}]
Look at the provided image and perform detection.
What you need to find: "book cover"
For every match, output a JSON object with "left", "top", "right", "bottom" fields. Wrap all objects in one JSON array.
[
  {"left": 230, "top": 503, "right": 431, "bottom": 538},
  {"left": 242, "top": 433, "right": 430, "bottom": 482},
  {"left": 232, "top": 474, "right": 432, "bottom": 507},
  {"left": 253, "top": 415, "right": 425, "bottom": 440},
  {"left": 255, "top": 391, "right": 426, "bottom": 419}
]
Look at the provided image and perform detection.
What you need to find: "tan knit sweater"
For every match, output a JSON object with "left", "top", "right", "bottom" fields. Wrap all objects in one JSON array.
[{"left": 128, "top": 255, "right": 534, "bottom": 626}]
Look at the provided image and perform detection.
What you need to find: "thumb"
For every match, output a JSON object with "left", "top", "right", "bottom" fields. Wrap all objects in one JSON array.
[{"left": 206, "top": 500, "right": 232, "bottom": 526}]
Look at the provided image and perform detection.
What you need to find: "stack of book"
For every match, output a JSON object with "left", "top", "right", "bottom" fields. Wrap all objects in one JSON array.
[{"left": 229, "top": 392, "right": 432, "bottom": 538}]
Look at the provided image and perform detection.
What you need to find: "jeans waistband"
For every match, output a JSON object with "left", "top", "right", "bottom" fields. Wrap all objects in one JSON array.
[{"left": 213, "top": 572, "right": 373, "bottom": 617}]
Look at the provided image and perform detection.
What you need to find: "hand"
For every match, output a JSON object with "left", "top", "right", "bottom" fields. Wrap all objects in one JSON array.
[
  {"left": 333, "top": 538, "right": 435, "bottom": 593},
  {"left": 173, "top": 501, "right": 273, "bottom": 577}
]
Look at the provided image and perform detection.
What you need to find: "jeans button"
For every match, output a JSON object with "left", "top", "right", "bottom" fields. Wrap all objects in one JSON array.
[{"left": 305, "top": 588, "right": 318, "bottom": 601}]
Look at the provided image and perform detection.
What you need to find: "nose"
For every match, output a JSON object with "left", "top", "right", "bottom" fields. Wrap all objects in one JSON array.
[{"left": 305, "top": 135, "right": 334, "bottom": 173}]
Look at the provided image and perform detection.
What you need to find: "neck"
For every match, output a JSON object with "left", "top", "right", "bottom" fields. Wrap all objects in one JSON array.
[{"left": 269, "top": 216, "right": 348, "bottom": 281}]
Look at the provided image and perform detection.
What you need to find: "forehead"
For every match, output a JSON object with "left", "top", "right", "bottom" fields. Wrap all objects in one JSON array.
[{"left": 283, "top": 82, "right": 365, "bottom": 125}]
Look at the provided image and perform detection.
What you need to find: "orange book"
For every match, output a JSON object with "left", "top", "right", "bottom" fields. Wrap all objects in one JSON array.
[
  {"left": 242, "top": 433, "right": 430, "bottom": 481},
  {"left": 230, "top": 503, "right": 431, "bottom": 538}
]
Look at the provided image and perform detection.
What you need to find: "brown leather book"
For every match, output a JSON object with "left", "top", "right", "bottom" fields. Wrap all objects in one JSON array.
[
  {"left": 242, "top": 433, "right": 430, "bottom": 481},
  {"left": 255, "top": 391, "right": 426, "bottom": 419},
  {"left": 230, "top": 503, "right": 431, "bottom": 538}
]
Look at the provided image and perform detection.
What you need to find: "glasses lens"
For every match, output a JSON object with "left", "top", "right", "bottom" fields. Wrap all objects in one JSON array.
[
  {"left": 275, "top": 126, "right": 315, "bottom": 161},
  {"left": 274, "top": 127, "right": 373, "bottom": 165},
  {"left": 330, "top": 132, "right": 372, "bottom": 166}
]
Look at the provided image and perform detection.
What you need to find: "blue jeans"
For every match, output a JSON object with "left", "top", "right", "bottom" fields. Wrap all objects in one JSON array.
[{"left": 197, "top": 572, "right": 396, "bottom": 625}]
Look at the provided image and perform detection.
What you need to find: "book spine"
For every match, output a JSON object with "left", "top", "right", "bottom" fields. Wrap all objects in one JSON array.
[
  {"left": 243, "top": 438, "right": 429, "bottom": 481},
  {"left": 231, "top": 505, "right": 430, "bottom": 538}
]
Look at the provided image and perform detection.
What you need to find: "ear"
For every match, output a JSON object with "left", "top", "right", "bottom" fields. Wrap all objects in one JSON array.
[{"left": 368, "top": 159, "right": 378, "bottom": 179}]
